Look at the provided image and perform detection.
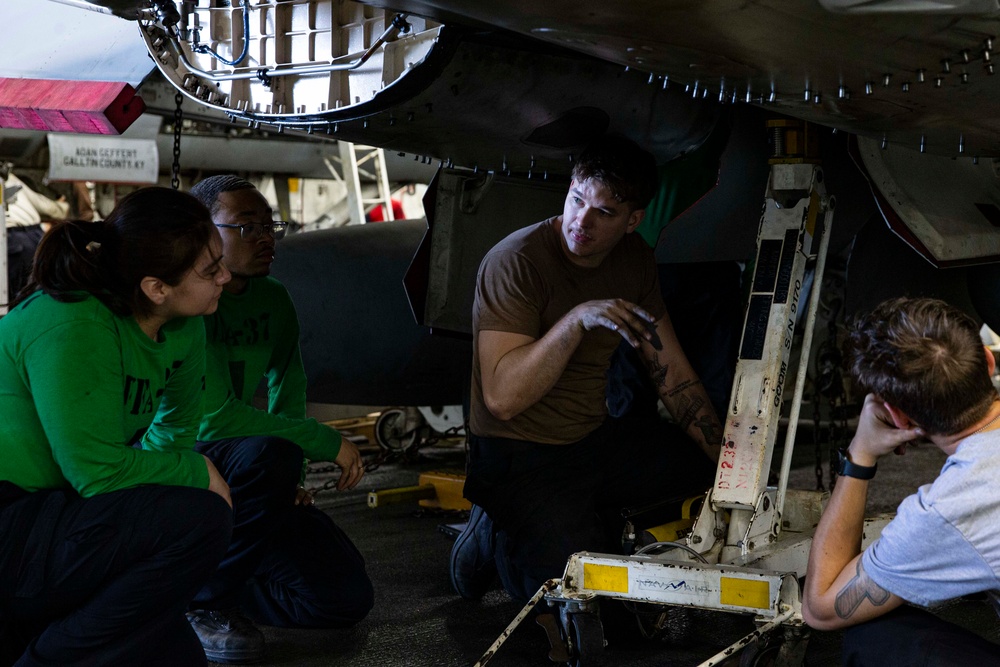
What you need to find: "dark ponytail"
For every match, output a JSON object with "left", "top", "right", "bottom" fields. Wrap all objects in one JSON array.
[
  {"left": 14, "top": 187, "right": 214, "bottom": 316},
  {"left": 14, "top": 219, "right": 120, "bottom": 311}
]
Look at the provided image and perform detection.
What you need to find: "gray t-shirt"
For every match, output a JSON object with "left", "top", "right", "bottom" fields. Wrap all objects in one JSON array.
[{"left": 863, "top": 431, "right": 1000, "bottom": 612}]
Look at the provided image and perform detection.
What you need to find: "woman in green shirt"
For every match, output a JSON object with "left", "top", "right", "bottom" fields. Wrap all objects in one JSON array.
[{"left": 0, "top": 187, "right": 233, "bottom": 666}]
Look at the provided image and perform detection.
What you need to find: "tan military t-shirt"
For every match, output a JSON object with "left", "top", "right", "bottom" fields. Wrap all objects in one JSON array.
[{"left": 470, "top": 217, "right": 666, "bottom": 444}]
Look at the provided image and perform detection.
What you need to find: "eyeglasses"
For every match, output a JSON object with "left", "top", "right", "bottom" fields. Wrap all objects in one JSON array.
[{"left": 215, "top": 221, "right": 289, "bottom": 240}]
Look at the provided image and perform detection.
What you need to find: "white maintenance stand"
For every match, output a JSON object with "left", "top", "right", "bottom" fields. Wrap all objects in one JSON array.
[{"left": 476, "top": 122, "right": 892, "bottom": 667}]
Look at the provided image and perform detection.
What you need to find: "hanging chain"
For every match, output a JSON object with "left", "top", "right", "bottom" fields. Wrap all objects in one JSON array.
[
  {"left": 171, "top": 92, "right": 183, "bottom": 190},
  {"left": 814, "top": 317, "right": 849, "bottom": 491},
  {"left": 813, "top": 381, "right": 825, "bottom": 492},
  {"left": 828, "top": 386, "right": 849, "bottom": 490}
]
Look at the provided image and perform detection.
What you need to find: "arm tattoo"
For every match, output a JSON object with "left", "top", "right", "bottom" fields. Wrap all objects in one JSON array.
[
  {"left": 834, "top": 559, "right": 891, "bottom": 620},
  {"left": 664, "top": 377, "right": 717, "bottom": 443},
  {"left": 647, "top": 356, "right": 669, "bottom": 388},
  {"left": 694, "top": 415, "right": 722, "bottom": 446},
  {"left": 676, "top": 395, "right": 705, "bottom": 433},
  {"left": 666, "top": 378, "right": 701, "bottom": 397}
]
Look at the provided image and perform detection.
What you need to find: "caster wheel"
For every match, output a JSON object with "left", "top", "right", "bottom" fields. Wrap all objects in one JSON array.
[
  {"left": 739, "top": 636, "right": 782, "bottom": 667},
  {"left": 567, "top": 612, "right": 607, "bottom": 667},
  {"left": 374, "top": 408, "right": 418, "bottom": 452}
]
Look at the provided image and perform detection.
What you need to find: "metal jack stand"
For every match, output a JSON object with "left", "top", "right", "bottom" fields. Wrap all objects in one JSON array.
[{"left": 476, "top": 122, "right": 891, "bottom": 667}]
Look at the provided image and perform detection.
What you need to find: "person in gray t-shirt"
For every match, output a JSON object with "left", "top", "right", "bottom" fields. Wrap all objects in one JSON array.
[{"left": 803, "top": 296, "right": 1000, "bottom": 664}]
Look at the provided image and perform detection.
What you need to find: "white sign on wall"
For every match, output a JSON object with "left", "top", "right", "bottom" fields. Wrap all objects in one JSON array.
[{"left": 47, "top": 134, "right": 159, "bottom": 184}]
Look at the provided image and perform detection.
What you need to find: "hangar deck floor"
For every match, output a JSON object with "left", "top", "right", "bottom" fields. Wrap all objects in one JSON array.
[{"left": 233, "top": 430, "right": 999, "bottom": 667}]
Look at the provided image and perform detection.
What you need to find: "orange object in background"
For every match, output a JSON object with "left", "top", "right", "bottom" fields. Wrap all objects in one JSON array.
[{"left": 0, "top": 78, "right": 145, "bottom": 134}]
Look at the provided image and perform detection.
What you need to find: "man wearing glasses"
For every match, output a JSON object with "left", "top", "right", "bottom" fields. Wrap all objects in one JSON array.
[{"left": 186, "top": 176, "right": 373, "bottom": 663}]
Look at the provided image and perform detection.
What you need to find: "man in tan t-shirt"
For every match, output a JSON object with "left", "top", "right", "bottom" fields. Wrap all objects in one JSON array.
[{"left": 451, "top": 135, "right": 723, "bottom": 604}]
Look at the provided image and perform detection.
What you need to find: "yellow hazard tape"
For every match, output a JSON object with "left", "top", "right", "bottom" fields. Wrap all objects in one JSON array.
[
  {"left": 720, "top": 576, "right": 770, "bottom": 609},
  {"left": 583, "top": 563, "right": 629, "bottom": 594}
]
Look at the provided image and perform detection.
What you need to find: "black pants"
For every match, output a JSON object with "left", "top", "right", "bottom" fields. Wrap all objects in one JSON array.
[
  {"left": 195, "top": 436, "right": 373, "bottom": 628},
  {"left": 465, "top": 418, "right": 715, "bottom": 602},
  {"left": 0, "top": 483, "right": 232, "bottom": 666},
  {"left": 842, "top": 606, "right": 1000, "bottom": 666}
]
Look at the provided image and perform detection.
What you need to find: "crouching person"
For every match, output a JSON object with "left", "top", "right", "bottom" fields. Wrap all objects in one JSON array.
[
  {"left": 0, "top": 189, "right": 234, "bottom": 666},
  {"left": 803, "top": 297, "right": 1000, "bottom": 665},
  {"left": 185, "top": 176, "right": 373, "bottom": 664}
]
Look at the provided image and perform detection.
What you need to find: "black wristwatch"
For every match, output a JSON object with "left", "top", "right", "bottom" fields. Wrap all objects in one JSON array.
[{"left": 837, "top": 448, "right": 877, "bottom": 480}]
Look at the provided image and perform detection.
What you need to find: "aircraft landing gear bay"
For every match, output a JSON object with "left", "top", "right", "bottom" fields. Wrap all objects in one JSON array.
[{"left": 474, "top": 122, "right": 891, "bottom": 667}]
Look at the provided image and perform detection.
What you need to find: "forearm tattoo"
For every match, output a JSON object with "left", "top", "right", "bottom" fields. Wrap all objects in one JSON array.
[
  {"left": 675, "top": 394, "right": 705, "bottom": 433},
  {"left": 694, "top": 414, "right": 722, "bottom": 446},
  {"left": 647, "top": 356, "right": 669, "bottom": 388},
  {"left": 667, "top": 378, "right": 701, "bottom": 397},
  {"left": 834, "top": 559, "right": 891, "bottom": 619}
]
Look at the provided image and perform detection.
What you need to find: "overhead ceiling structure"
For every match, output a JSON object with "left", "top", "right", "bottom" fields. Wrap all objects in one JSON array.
[
  {"left": 21, "top": 0, "right": 1000, "bottom": 268},
  {"left": 70, "top": 0, "right": 1000, "bottom": 165}
]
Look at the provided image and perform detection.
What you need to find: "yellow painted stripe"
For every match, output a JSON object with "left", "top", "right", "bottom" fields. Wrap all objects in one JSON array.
[
  {"left": 644, "top": 519, "right": 693, "bottom": 543},
  {"left": 806, "top": 191, "right": 820, "bottom": 236},
  {"left": 720, "top": 577, "right": 770, "bottom": 609},
  {"left": 583, "top": 563, "right": 629, "bottom": 594}
]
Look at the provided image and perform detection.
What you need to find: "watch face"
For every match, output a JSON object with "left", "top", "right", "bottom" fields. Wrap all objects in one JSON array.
[
  {"left": 838, "top": 449, "right": 849, "bottom": 468},
  {"left": 837, "top": 450, "right": 850, "bottom": 475},
  {"left": 837, "top": 449, "right": 876, "bottom": 480}
]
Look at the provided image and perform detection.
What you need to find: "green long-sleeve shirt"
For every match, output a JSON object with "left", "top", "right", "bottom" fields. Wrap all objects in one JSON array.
[
  {"left": 198, "top": 277, "right": 342, "bottom": 461},
  {"left": 0, "top": 292, "right": 210, "bottom": 496}
]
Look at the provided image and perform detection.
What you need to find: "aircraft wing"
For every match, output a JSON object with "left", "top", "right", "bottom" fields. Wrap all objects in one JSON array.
[
  {"left": 50, "top": 0, "right": 1000, "bottom": 161},
  {"left": 361, "top": 0, "right": 1000, "bottom": 157}
]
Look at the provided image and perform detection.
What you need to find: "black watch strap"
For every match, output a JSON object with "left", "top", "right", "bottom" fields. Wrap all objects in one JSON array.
[{"left": 837, "top": 449, "right": 877, "bottom": 480}]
